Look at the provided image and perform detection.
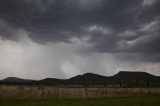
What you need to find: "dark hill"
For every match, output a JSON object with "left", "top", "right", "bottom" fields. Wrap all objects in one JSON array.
[
  {"left": 111, "top": 71, "right": 158, "bottom": 82},
  {"left": 107, "top": 71, "right": 160, "bottom": 87},
  {"left": 38, "top": 78, "right": 66, "bottom": 85},
  {"left": 0, "top": 77, "right": 36, "bottom": 85},
  {"left": 0, "top": 71, "right": 160, "bottom": 87},
  {"left": 2, "top": 77, "right": 33, "bottom": 83},
  {"left": 67, "top": 73, "right": 107, "bottom": 85}
]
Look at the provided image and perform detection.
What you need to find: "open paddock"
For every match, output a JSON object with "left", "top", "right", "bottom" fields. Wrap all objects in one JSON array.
[{"left": 0, "top": 85, "right": 160, "bottom": 100}]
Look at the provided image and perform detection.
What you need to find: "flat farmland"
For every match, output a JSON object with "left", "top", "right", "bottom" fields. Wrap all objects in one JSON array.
[
  {"left": 0, "top": 96, "right": 160, "bottom": 106},
  {"left": 0, "top": 85, "right": 160, "bottom": 100}
]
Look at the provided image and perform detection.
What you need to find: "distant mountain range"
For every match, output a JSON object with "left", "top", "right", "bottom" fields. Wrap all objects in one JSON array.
[{"left": 0, "top": 71, "right": 160, "bottom": 87}]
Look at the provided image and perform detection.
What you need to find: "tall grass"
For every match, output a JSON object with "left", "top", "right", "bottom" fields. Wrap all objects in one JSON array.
[{"left": 0, "top": 85, "right": 160, "bottom": 100}]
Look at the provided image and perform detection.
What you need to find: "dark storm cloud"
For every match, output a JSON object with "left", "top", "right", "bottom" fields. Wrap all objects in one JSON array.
[
  {"left": 0, "top": 0, "right": 142, "bottom": 41},
  {"left": 0, "top": 0, "right": 160, "bottom": 62}
]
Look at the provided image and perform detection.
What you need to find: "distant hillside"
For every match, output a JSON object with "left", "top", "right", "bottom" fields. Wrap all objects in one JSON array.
[
  {"left": 67, "top": 73, "right": 107, "bottom": 85},
  {"left": 1, "top": 77, "right": 33, "bottom": 83},
  {"left": 0, "top": 77, "right": 36, "bottom": 85},
  {"left": 107, "top": 71, "right": 160, "bottom": 87},
  {"left": 112, "top": 71, "right": 158, "bottom": 81},
  {"left": 0, "top": 71, "right": 160, "bottom": 87}
]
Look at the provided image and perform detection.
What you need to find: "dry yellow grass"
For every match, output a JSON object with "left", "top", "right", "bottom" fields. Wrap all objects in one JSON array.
[{"left": 0, "top": 85, "right": 160, "bottom": 100}]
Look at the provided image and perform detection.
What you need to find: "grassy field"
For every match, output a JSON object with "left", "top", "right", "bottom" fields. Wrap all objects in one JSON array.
[
  {"left": 0, "top": 96, "right": 160, "bottom": 106},
  {"left": 1, "top": 85, "right": 160, "bottom": 99},
  {"left": 1, "top": 85, "right": 160, "bottom": 106}
]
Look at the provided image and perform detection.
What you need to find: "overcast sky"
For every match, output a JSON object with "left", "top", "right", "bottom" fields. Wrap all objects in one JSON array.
[{"left": 0, "top": 0, "right": 160, "bottom": 79}]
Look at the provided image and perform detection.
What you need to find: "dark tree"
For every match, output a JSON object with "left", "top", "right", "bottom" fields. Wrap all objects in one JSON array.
[
  {"left": 146, "top": 79, "right": 150, "bottom": 87},
  {"left": 104, "top": 80, "right": 107, "bottom": 87}
]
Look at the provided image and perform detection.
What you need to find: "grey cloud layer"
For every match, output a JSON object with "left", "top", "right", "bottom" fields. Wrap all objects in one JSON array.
[{"left": 0, "top": 0, "right": 160, "bottom": 62}]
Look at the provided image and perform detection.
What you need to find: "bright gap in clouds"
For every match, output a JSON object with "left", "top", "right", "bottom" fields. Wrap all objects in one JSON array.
[{"left": 143, "top": 0, "right": 158, "bottom": 6}]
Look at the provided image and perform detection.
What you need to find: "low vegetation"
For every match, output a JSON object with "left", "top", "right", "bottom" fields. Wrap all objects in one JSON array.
[
  {"left": 0, "top": 85, "right": 160, "bottom": 100},
  {"left": 0, "top": 95, "right": 160, "bottom": 106},
  {"left": 0, "top": 72, "right": 160, "bottom": 105}
]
